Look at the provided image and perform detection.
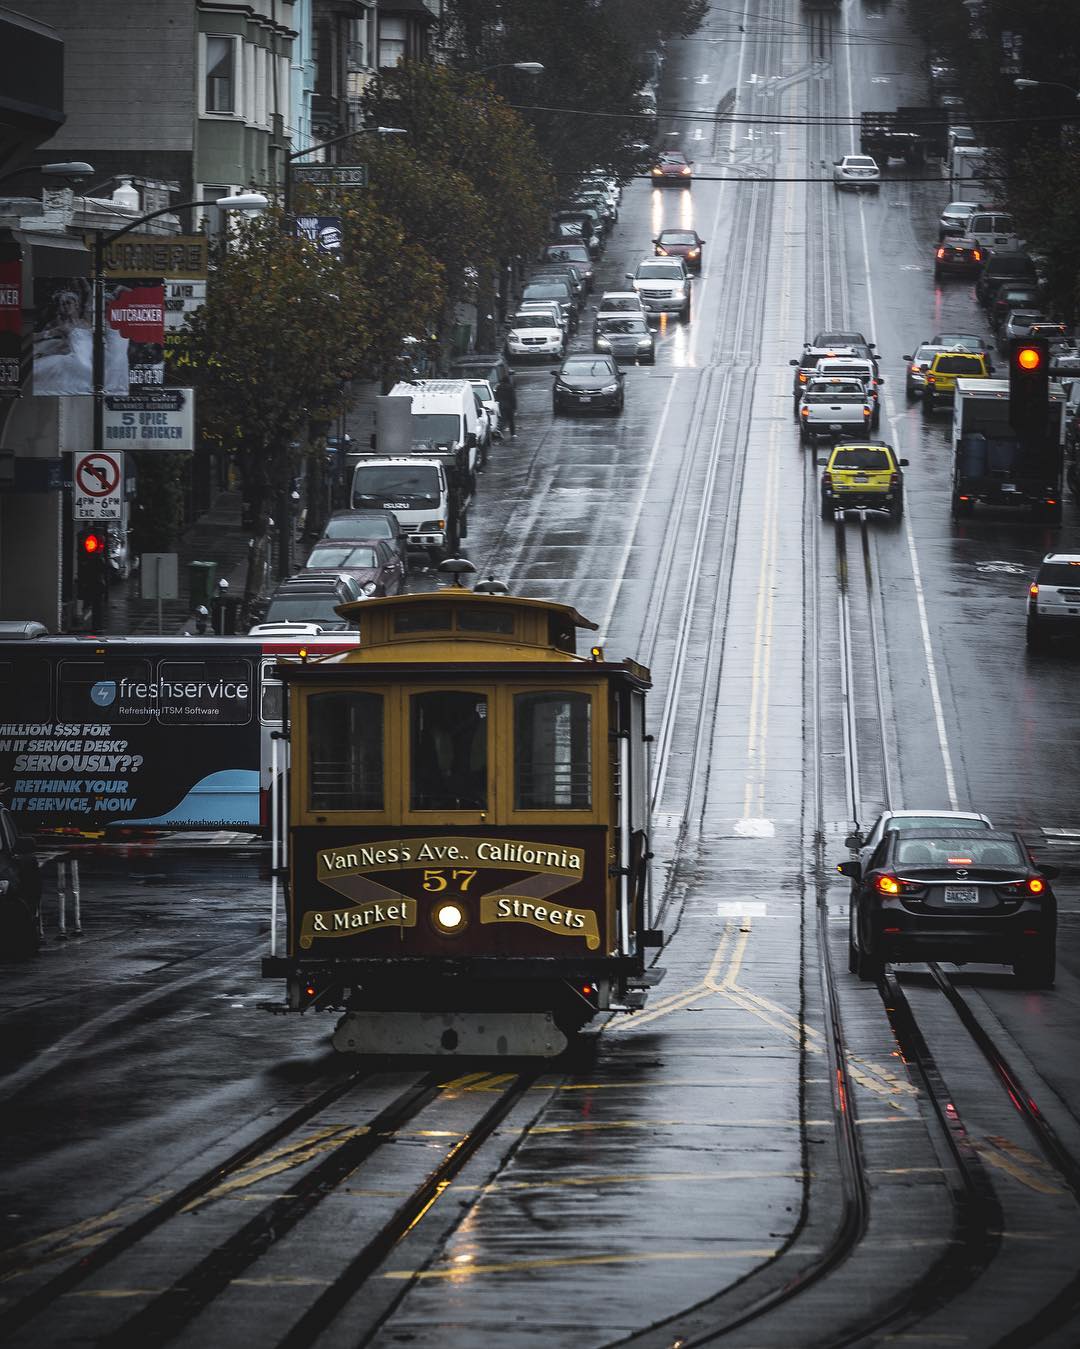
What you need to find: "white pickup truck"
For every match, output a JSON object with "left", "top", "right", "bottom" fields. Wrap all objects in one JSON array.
[{"left": 798, "top": 378, "right": 874, "bottom": 444}]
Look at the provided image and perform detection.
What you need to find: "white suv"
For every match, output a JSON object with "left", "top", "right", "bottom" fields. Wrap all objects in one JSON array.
[
  {"left": 1026, "top": 554, "right": 1080, "bottom": 651},
  {"left": 628, "top": 259, "right": 691, "bottom": 322}
]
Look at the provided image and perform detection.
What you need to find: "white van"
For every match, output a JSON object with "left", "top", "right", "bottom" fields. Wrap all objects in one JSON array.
[
  {"left": 388, "top": 379, "right": 482, "bottom": 478},
  {"left": 961, "top": 210, "right": 1021, "bottom": 255}
]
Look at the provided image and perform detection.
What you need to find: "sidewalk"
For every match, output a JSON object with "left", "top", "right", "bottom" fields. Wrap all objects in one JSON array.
[{"left": 102, "top": 490, "right": 255, "bottom": 636}]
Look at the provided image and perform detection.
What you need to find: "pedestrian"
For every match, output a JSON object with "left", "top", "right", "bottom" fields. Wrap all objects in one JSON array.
[{"left": 495, "top": 378, "right": 516, "bottom": 437}]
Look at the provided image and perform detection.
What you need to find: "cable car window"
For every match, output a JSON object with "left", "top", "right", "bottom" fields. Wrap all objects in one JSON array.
[
  {"left": 260, "top": 663, "right": 282, "bottom": 724},
  {"left": 514, "top": 692, "right": 592, "bottom": 809},
  {"left": 411, "top": 692, "right": 487, "bottom": 810},
  {"left": 456, "top": 606, "right": 514, "bottom": 634},
  {"left": 394, "top": 607, "right": 451, "bottom": 634},
  {"left": 548, "top": 614, "right": 576, "bottom": 653},
  {"left": 308, "top": 692, "right": 383, "bottom": 811}
]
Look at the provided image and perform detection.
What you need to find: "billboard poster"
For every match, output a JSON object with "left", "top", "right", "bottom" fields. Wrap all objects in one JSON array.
[
  {"left": 292, "top": 215, "right": 343, "bottom": 256},
  {"left": 0, "top": 242, "right": 22, "bottom": 395},
  {"left": 32, "top": 277, "right": 164, "bottom": 396},
  {"left": 103, "top": 388, "right": 195, "bottom": 452},
  {"left": 0, "top": 642, "right": 262, "bottom": 831}
]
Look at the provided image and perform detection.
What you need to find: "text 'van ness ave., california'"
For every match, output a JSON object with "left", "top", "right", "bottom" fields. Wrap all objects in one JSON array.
[{"left": 317, "top": 836, "right": 585, "bottom": 879}]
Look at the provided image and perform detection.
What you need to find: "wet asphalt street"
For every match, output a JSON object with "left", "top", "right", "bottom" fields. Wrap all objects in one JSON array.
[{"left": 4, "top": 1, "right": 1080, "bottom": 1345}]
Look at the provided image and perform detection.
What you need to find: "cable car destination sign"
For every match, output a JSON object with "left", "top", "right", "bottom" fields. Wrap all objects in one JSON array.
[{"left": 301, "top": 834, "right": 599, "bottom": 949}]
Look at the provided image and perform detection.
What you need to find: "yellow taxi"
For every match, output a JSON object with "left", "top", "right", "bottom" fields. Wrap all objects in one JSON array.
[
  {"left": 922, "top": 350, "right": 991, "bottom": 413},
  {"left": 819, "top": 441, "right": 908, "bottom": 521}
]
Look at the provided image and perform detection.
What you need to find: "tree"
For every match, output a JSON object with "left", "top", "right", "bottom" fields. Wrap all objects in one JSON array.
[
  {"left": 361, "top": 62, "right": 553, "bottom": 348},
  {"left": 176, "top": 208, "right": 442, "bottom": 603}
]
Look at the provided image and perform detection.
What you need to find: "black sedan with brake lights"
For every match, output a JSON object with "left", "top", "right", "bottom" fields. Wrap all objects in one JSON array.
[
  {"left": 552, "top": 354, "right": 625, "bottom": 414},
  {"left": 839, "top": 829, "right": 1058, "bottom": 986}
]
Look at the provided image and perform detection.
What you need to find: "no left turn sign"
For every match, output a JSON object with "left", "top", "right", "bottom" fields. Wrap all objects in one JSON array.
[{"left": 73, "top": 451, "right": 123, "bottom": 520}]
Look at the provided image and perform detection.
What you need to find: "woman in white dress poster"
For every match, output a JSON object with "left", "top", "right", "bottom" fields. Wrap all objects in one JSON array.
[{"left": 32, "top": 277, "right": 130, "bottom": 396}]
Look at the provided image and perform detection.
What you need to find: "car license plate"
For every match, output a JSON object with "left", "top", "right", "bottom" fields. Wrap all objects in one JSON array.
[
  {"left": 853, "top": 473, "right": 869, "bottom": 483},
  {"left": 579, "top": 395, "right": 592, "bottom": 402},
  {"left": 829, "top": 423, "right": 842, "bottom": 431},
  {"left": 383, "top": 502, "right": 408, "bottom": 509},
  {"left": 944, "top": 886, "right": 979, "bottom": 904}
]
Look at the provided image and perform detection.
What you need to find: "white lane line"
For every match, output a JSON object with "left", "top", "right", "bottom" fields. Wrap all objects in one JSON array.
[{"left": 844, "top": 6, "right": 959, "bottom": 811}]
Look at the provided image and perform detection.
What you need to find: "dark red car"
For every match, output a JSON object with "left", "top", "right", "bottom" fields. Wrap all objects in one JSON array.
[
  {"left": 650, "top": 150, "right": 693, "bottom": 186},
  {"left": 653, "top": 228, "right": 705, "bottom": 272},
  {"left": 302, "top": 539, "right": 406, "bottom": 596}
]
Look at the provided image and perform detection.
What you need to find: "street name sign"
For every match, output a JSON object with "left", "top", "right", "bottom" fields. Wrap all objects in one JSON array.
[{"left": 292, "top": 164, "right": 368, "bottom": 188}]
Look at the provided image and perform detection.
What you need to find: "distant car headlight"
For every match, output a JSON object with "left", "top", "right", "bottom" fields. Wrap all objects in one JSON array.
[
  {"left": 602, "top": 382, "right": 620, "bottom": 393},
  {"left": 597, "top": 337, "right": 611, "bottom": 349},
  {"left": 637, "top": 338, "right": 652, "bottom": 347}
]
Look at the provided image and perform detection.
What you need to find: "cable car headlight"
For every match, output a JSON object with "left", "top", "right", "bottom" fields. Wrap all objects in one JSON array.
[{"left": 433, "top": 902, "right": 466, "bottom": 934}]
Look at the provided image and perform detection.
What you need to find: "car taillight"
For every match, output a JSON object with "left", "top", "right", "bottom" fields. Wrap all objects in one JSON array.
[
  {"left": 973, "top": 249, "right": 982, "bottom": 261},
  {"left": 801, "top": 405, "right": 809, "bottom": 418},
  {"left": 863, "top": 406, "right": 872, "bottom": 417},
  {"left": 889, "top": 472, "right": 899, "bottom": 487},
  {"left": 1003, "top": 878, "right": 1046, "bottom": 897},
  {"left": 1029, "top": 582, "right": 1039, "bottom": 597},
  {"left": 936, "top": 247, "right": 945, "bottom": 258},
  {"left": 799, "top": 371, "right": 809, "bottom": 384},
  {"left": 822, "top": 471, "right": 832, "bottom": 487},
  {"left": 927, "top": 373, "right": 936, "bottom": 384},
  {"left": 875, "top": 874, "right": 901, "bottom": 895}
]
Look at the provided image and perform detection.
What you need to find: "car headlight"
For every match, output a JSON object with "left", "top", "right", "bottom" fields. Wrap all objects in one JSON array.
[
  {"left": 597, "top": 337, "right": 611, "bottom": 349},
  {"left": 362, "top": 582, "right": 377, "bottom": 595},
  {"left": 602, "top": 382, "right": 619, "bottom": 393},
  {"left": 637, "top": 338, "right": 652, "bottom": 347}
]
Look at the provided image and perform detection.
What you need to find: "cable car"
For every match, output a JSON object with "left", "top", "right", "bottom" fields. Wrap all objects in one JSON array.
[{"left": 262, "top": 578, "right": 662, "bottom": 1056}]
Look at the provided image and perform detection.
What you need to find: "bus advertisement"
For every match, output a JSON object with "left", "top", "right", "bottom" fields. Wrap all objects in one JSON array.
[{"left": 0, "top": 635, "right": 356, "bottom": 835}]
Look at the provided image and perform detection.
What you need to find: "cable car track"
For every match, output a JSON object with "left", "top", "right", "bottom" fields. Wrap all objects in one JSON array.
[{"left": 0, "top": 1069, "right": 544, "bottom": 1347}]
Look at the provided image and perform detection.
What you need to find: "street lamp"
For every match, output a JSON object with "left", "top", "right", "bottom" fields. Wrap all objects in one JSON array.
[
  {"left": 1013, "top": 78, "right": 1080, "bottom": 101},
  {"left": 90, "top": 192, "right": 268, "bottom": 460},
  {"left": 0, "top": 160, "right": 95, "bottom": 189},
  {"left": 283, "top": 126, "right": 408, "bottom": 219}
]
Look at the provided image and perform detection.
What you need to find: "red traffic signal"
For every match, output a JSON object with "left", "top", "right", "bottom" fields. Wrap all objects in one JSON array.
[
  {"left": 79, "top": 528, "right": 107, "bottom": 556},
  {"left": 1008, "top": 337, "right": 1050, "bottom": 441}
]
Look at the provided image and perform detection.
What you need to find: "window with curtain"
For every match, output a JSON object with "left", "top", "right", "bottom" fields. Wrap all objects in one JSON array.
[
  {"left": 205, "top": 35, "right": 236, "bottom": 113},
  {"left": 308, "top": 692, "right": 384, "bottom": 811},
  {"left": 515, "top": 692, "right": 592, "bottom": 809}
]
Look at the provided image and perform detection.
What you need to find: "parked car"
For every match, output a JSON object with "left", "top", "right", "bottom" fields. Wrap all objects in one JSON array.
[
  {"left": 540, "top": 241, "right": 594, "bottom": 290},
  {"left": 961, "top": 209, "right": 1020, "bottom": 255},
  {"left": 261, "top": 572, "right": 365, "bottom": 630},
  {"left": 833, "top": 154, "right": 880, "bottom": 190},
  {"left": 653, "top": 228, "right": 705, "bottom": 272},
  {"left": 520, "top": 279, "right": 576, "bottom": 330},
  {"left": 975, "top": 251, "right": 1039, "bottom": 307},
  {"left": 527, "top": 263, "right": 586, "bottom": 312},
  {"left": 317, "top": 508, "right": 409, "bottom": 569},
  {"left": 594, "top": 315, "right": 656, "bottom": 363},
  {"left": 999, "top": 309, "right": 1051, "bottom": 350},
  {"left": 302, "top": 539, "right": 405, "bottom": 597},
  {"left": 0, "top": 796, "right": 41, "bottom": 959},
  {"left": 552, "top": 354, "right": 625, "bottom": 415},
  {"left": 990, "top": 285, "right": 1043, "bottom": 334}
]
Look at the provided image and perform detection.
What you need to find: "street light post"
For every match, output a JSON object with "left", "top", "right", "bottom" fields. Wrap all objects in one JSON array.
[
  {"left": 1013, "top": 78, "right": 1080, "bottom": 101},
  {"left": 89, "top": 194, "right": 268, "bottom": 463}
]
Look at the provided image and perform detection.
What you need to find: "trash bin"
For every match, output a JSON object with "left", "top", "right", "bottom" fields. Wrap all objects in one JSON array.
[{"left": 188, "top": 560, "right": 217, "bottom": 609}]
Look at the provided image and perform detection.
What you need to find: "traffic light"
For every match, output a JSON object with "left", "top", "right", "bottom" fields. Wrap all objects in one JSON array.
[
  {"left": 1008, "top": 337, "right": 1050, "bottom": 441},
  {"left": 77, "top": 526, "right": 108, "bottom": 627}
]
